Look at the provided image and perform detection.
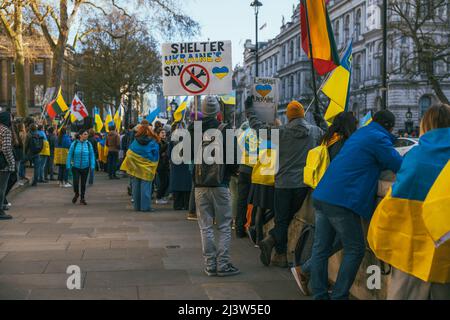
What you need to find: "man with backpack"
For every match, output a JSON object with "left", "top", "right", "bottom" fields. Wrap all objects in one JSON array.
[
  {"left": 189, "top": 96, "right": 239, "bottom": 277},
  {"left": 246, "top": 98, "right": 323, "bottom": 268},
  {"left": 25, "top": 123, "right": 44, "bottom": 186},
  {"left": 310, "top": 110, "right": 403, "bottom": 300}
]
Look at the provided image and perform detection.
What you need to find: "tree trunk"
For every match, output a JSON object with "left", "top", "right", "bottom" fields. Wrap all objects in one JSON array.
[
  {"left": 50, "top": 0, "right": 69, "bottom": 90},
  {"left": 13, "top": 4, "right": 27, "bottom": 117},
  {"left": 14, "top": 43, "right": 28, "bottom": 117},
  {"left": 428, "top": 74, "right": 450, "bottom": 105}
]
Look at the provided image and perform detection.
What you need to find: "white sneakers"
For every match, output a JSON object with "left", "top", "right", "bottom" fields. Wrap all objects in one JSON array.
[
  {"left": 155, "top": 199, "right": 168, "bottom": 205},
  {"left": 59, "top": 182, "right": 72, "bottom": 188}
]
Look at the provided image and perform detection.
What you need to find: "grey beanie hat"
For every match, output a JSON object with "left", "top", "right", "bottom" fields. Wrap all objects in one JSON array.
[{"left": 201, "top": 96, "right": 220, "bottom": 117}]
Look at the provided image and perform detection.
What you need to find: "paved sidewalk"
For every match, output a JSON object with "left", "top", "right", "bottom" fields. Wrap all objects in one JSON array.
[{"left": 0, "top": 173, "right": 309, "bottom": 300}]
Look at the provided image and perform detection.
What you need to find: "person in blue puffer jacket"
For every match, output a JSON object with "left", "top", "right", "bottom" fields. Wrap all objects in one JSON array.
[{"left": 66, "top": 129, "right": 95, "bottom": 205}]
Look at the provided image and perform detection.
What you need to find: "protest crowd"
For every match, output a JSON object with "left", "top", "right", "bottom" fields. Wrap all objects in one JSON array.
[{"left": 1, "top": 92, "right": 449, "bottom": 300}]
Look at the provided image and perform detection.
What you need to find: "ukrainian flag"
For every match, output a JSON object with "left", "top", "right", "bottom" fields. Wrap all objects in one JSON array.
[
  {"left": 97, "top": 138, "right": 108, "bottom": 164},
  {"left": 368, "top": 127, "right": 450, "bottom": 283},
  {"left": 94, "top": 106, "right": 103, "bottom": 133},
  {"left": 359, "top": 111, "right": 373, "bottom": 127},
  {"left": 250, "top": 140, "right": 278, "bottom": 187},
  {"left": 39, "top": 132, "right": 51, "bottom": 157},
  {"left": 323, "top": 40, "right": 352, "bottom": 124},
  {"left": 238, "top": 127, "right": 258, "bottom": 168},
  {"left": 220, "top": 91, "right": 236, "bottom": 105},
  {"left": 104, "top": 107, "right": 113, "bottom": 132},
  {"left": 173, "top": 96, "right": 188, "bottom": 122},
  {"left": 114, "top": 106, "right": 123, "bottom": 132},
  {"left": 120, "top": 138, "right": 159, "bottom": 181},
  {"left": 54, "top": 134, "right": 71, "bottom": 165}
]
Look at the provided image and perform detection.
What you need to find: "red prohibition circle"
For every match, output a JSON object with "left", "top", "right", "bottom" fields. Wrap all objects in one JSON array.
[{"left": 180, "top": 64, "right": 210, "bottom": 94}]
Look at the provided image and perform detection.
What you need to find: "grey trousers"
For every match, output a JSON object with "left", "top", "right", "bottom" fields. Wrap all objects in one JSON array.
[
  {"left": 388, "top": 267, "right": 450, "bottom": 300},
  {"left": 195, "top": 187, "right": 232, "bottom": 270}
]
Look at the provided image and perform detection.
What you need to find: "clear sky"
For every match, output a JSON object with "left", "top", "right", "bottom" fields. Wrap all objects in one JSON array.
[{"left": 183, "top": 0, "right": 297, "bottom": 67}]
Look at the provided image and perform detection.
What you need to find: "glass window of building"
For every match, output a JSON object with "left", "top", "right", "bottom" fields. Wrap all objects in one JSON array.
[
  {"left": 344, "top": 15, "right": 350, "bottom": 44},
  {"left": 34, "top": 61, "right": 44, "bottom": 75},
  {"left": 34, "top": 85, "right": 45, "bottom": 106},
  {"left": 335, "top": 20, "right": 340, "bottom": 46},
  {"left": 355, "top": 9, "right": 361, "bottom": 38},
  {"left": 11, "top": 87, "right": 16, "bottom": 106}
]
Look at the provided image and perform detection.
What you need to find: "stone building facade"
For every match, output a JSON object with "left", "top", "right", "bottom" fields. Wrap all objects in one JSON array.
[
  {"left": 0, "top": 34, "right": 78, "bottom": 116},
  {"left": 236, "top": 0, "right": 450, "bottom": 132}
]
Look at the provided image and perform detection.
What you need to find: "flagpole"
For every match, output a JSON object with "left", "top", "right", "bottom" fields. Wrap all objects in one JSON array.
[{"left": 303, "top": 0, "right": 320, "bottom": 117}]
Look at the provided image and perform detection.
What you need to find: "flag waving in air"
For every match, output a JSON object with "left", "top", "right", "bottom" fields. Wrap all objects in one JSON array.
[
  {"left": 94, "top": 106, "right": 103, "bottom": 132},
  {"left": 322, "top": 40, "right": 353, "bottom": 124},
  {"left": 114, "top": 106, "right": 123, "bottom": 132},
  {"left": 173, "top": 96, "right": 189, "bottom": 122},
  {"left": 104, "top": 106, "right": 113, "bottom": 132},
  {"left": 70, "top": 94, "right": 88, "bottom": 122},
  {"left": 46, "top": 87, "right": 69, "bottom": 119},
  {"left": 300, "top": 0, "right": 340, "bottom": 76}
]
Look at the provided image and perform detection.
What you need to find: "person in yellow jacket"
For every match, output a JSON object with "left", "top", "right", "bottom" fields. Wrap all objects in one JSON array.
[
  {"left": 368, "top": 104, "right": 450, "bottom": 300},
  {"left": 54, "top": 127, "right": 72, "bottom": 188},
  {"left": 247, "top": 138, "right": 277, "bottom": 258}
]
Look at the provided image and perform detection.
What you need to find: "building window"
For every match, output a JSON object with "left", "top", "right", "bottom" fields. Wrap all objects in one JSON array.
[
  {"left": 289, "top": 75, "right": 294, "bottom": 99},
  {"left": 354, "top": 55, "right": 361, "bottom": 85},
  {"left": 11, "top": 87, "right": 16, "bottom": 106},
  {"left": 344, "top": 15, "right": 350, "bottom": 45},
  {"left": 34, "top": 85, "right": 45, "bottom": 106},
  {"left": 11, "top": 63, "right": 15, "bottom": 75},
  {"left": 289, "top": 40, "right": 294, "bottom": 62},
  {"left": 355, "top": 9, "right": 362, "bottom": 38},
  {"left": 297, "top": 72, "right": 301, "bottom": 95},
  {"left": 335, "top": 20, "right": 340, "bottom": 46},
  {"left": 419, "top": 96, "right": 432, "bottom": 117},
  {"left": 34, "top": 62, "right": 44, "bottom": 75}
]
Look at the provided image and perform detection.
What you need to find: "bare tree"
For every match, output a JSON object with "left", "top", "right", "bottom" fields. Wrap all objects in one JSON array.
[
  {"left": 29, "top": 0, "right": 198, "bottom": 91},
  {"left": 0, "top": 0, "right": 28, "bottom": 116},
  {"left": 77, "top": 11, "right": 161, "bottom": 125},
  {"left": 390, "top": 0, "right": 450, "bottom": 104}
]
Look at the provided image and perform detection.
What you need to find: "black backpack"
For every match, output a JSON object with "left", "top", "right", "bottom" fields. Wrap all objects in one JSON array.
[
  {"left": 194, "top": 123, "right": 227, "bottom": 187},
  {"left": 30, "top": 133, "right": 44, "bottom": 155},
  {"left": 294, "top": 223, "right": 316, "bottom": 267}
]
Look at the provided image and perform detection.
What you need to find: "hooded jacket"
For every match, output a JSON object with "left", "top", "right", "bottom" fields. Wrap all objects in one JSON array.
[
  {"left": 247, "top": 108, "right": 323, "bottom": 189},
  {"left": 313, "top": 122, "right": 403, "bottom": 220}
]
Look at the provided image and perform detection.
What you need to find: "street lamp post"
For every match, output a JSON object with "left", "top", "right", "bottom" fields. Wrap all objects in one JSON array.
[
  {"left": 405, "top": 107, "right": 413, "bottom": 135},
  {"left": 250, "top": 1, "right": 263, "bottom": 77}
]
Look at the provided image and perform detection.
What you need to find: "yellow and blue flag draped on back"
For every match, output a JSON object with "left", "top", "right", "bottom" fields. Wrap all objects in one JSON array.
[
  {"left": 323, "top": 40, "right": 352, "bottom": 124},
  {"left": 251, "top": 139, "right": 278, "bottom": 187},
  {"left": 237, "top": 127, "right": 258, "bottom": 168},
  {"left": 120, "top": 138, "right": 159, "bottom": 182},
  {"left": 368, "top": 128, "right": 450, "bottom": 283},
  {"left": 173, "top": 97, "right": 188, "bottom": 122},
  {"left": 38, "top": 131, "right": 51, "bottom": 157},
  {"left": 97, "top": 138, "right": 108, "bottom": 164}
]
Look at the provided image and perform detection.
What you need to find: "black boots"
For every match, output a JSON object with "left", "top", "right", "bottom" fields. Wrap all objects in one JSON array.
[
  {"left": 72, "top": 193, "right": 79, "bottom": 204},
  {"left": 259, "top": 234, "right": 276, "bottom": 266}
]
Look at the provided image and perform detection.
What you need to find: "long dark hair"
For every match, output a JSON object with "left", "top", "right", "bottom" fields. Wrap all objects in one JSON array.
[{"left": 321, "top": 112, "right": 358, "bottom": 144}]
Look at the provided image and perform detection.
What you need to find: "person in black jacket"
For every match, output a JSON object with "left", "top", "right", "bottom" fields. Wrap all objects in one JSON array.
[
  {"left": 88, "top": 129, "right": 98, "bottom": 185},
  {"left": 45, "top": 126, "right": 57, "bottom": 181},
  {"left": 155, "top": 127, "right": 170, "bottom": 205},
  {"left": 293, "top": 111, "right": 358, "bottom": 296}
]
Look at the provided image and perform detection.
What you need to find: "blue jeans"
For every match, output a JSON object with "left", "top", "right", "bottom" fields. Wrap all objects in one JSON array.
[
  {"left": 39, "top": 156, "right": 48, "bottom": 181},
  {"left": 131, "top": 177, "right": 152, "bottom": 212},
  {"left": 310, "top": 199, "right": 365, "bottom": 300},
  {"left": 301, "top": 235, "right": 342, "bottom": 275},
  {"left": 31, "top": 155, "right": 40, "bottom": 184},
  {"left": 107, "top": 152, "right": 119, "bottom": 178},
  {"left": 18, "top": 160, "right": 26, "bottom": 179}
]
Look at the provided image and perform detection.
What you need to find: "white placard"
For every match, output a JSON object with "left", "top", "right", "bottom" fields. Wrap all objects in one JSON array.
[
  {"left": 162, "top": 41, "right": 232, "bottom": 96},
  {"left": 251, "top": 77, "right": 279, "bottom": 124}
]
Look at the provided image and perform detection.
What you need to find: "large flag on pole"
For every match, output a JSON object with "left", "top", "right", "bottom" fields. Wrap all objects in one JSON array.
[
  {"left": 300, "top": 0, "right": 340, "bottom": 76},
  {"left": 70, "top": 94, "right": 88, "bottom": 122},
  {"left": 173, "top": 96, "right": 189, "bottom": 122},
  {"left": 322, "top": 40, "right": 353, "bottom": 124},
  {"left": 146, "top": 107, "right": 159, "bottom": 124}
]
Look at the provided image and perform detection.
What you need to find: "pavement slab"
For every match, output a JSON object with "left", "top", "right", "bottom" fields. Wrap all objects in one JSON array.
[{"left": 0, "top": 173, "right": 307, "bottom": 300}]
